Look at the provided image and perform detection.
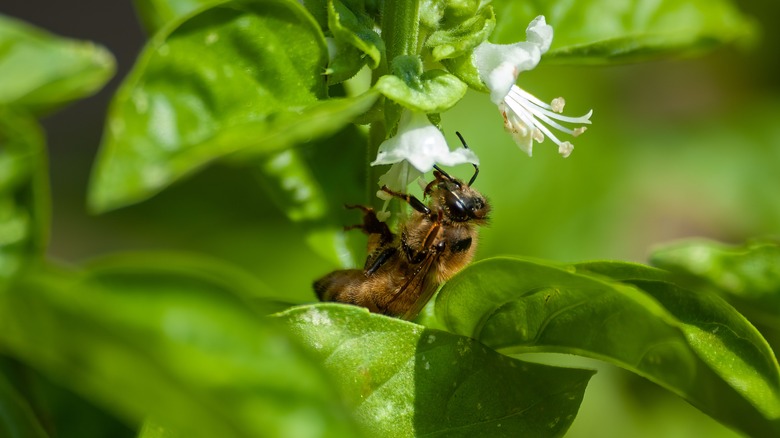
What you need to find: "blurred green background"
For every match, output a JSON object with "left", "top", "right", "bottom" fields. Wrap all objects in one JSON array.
[{"left": 3, "top": 0, "right": 779, "bottom": 436}]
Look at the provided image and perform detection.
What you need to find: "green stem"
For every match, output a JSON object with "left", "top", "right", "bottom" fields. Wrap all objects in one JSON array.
[
  {"left": 365, "top": 0, "right": 421, "bottom": 206},
  {"left": 381, "top": 0, "right": 421, "bottom": 64}
]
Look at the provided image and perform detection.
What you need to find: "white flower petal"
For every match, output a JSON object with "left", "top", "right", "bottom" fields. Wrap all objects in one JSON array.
[
  {"left": 473, "top": 15, "right": 591, "bottom": 157},
  {"left": 474, "top": 42, "right": 542, "bottom": 104},
  {"left": 371, "top": 111, "right": 479, "bottom": 173},
  {"left": 525, "top": 16, "right": 553, "bottom": 54},
  {"left": 378, "top": 161, "right": 423, "bottom": 192},
  {"left": 473, "top": 16, "right": 553, "bottom": 104}
]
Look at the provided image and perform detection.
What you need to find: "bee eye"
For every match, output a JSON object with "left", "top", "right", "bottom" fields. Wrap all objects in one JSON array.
[{"left": 445, "top": 191, "right": 469, "bottom": 221}]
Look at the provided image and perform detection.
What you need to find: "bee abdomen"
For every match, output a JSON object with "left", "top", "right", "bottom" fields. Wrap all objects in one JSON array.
[{"left": 313, "top": 269, "right": 364, "bottom": 302}]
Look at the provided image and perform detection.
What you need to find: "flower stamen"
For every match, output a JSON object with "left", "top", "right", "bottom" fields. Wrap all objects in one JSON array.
[{"left": 501, "top": 85, "right": 592, "bottom": 157}]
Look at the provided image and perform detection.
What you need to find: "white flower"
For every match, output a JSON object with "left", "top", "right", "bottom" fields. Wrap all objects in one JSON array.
[
  {"left": 371, "top": 110, "right": 479, "bottom": 191},
  {"left": 377, "top": 161, "right": 422, "bottom": 194},
  {"left": 473, "top": 15, "right": 592, "bottom": 157},
  {"left": 473, "top": 16, "right": 552, "bottom": 104}
]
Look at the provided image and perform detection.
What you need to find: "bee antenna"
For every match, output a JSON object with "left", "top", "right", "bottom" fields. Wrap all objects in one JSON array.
[
  {"left": 455, "top": 131, "right": 479, "bottom": 186},
  {"left": 432, "top": 164, "right": 452, "bottom": 180}
]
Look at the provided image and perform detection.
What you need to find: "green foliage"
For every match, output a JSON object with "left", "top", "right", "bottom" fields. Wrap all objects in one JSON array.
[
  {"left": 137, "top": 419, "right": 180, "bottom": 438},
  {"left": 328, "top": 0, "right": 384, "bottom": 70},
  {"left": 0, "top": 263, "right": 361, "bottom": 438},
  {"left": 133, "top": 0, "right": 221, "bottom": 34},
  {"left": 0, "top": 15, "right": 115, "bottom": 115},
  {"left": 90, "top": 0, "right": 336, "bottom": 212},
  {"left": 435, "top": 257, "right": 780, "bottom": 437},
  {"left": 376, "top": 64, "right": 468, "bottom": 113},
  {"left": 279, "top": 304, "right": 594, "bottom": 437},
  {"left": 0, "top": 0, "right": 775, "bottom": 437},
  {"left": 0, "top": 109, "right": 48, "bottom": 281},
  {"left": 425, "top": 5, "right": 496, "bottom": 61},
  {"left": 652, "top": 239, "right": 780, "bottom": 327},
  {"left": 490, "top": 0, "right": 757, "bottom": 63},
  {"left": 0, "top": 372, "right": 48, "bottom": 438}
]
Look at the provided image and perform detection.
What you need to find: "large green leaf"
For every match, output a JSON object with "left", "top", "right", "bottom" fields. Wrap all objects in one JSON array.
[
  {"left": 251, "top": 126, "right": 368, "bottom": 267},
  {"left": 490, "top": 0, "right": 756, "bottom": 63},
  {"left": 133, "top": 0, "right": 221, "bottom": 34},
  {"left": 435, "top": 257, "right": 780, "bottom": 437},
  {"left": 0, "top": 14, "right": 115, "bottom": 115},
  {"left": 277, "top": 303, "right": 595, "bottom": 437},
  {"left": 651, "top": 239, "right": 780, "bottom": 328},
  {"left": 0, "top": 263, "right": 361, "bottom": 438},
  {"left": 90, "top": 0, "right": 377, "bottom": 212},
  {"left": 0, "top": 372, "right": 49, "bottom": 438},
  {"left": 81, "top": 251, "right": 293, "bottom": 313},
  {"left": 0, "top": 109, "right": 49, "bottom": 280}
]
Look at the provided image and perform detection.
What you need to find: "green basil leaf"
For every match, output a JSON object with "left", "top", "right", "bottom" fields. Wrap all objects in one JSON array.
[
  {"left": 229, "top": 91, "right": 378, "bottom": 160},
  {"left": 0, "top": 264, "right": 361, "bottom": 438},
  {"left": 132, "top": 0, "right": 220, "bottom": 35},
  {"left": 420, "top": 0, "right": 480, "bottom": 30},
  {"left": 90, "top": 1, "right": 377, "bottom": 212},
  {"left": 328, "top": 0, "right": 384, "bottom": 69},
  {"left": 376, "top": 57, "right": 467, "bottom": 112},
  {"left": 0, "top": 372, "right": 49, "bottom": 438},
  {"left": 251, "top": 126, "right": 368, "bottom": 267},
  {"left": 0, "top": 14, "right": 115, "bottom": 115},
  {"left": 425, "top": 5, "right": 495, "bottom": 61},
  {"left": 420, "top": 0, "right": 446, "bottom": 29},
  {"left": 440, "top": 54, "right": 487, "bottom": 92},
  {"left": 136, "top": 419, "right": 180, "bottom": 438},
  {"left": 326, "top": 44, "right": 368, "bottom": 86},
  {"left": 651, "top": 239, "right": 780, "bottom": 326},
  {"left": 81, "top": 251, "right": 292, "bottom": 313},
  {"left": 277, "top": 304, "right": 595, "bottom": 437},
  {"left": 490, "top": 0, "right": 756, "bottom": 63},
  {"left": 300, "top": 0, "right": 329, "bottom": 29},
  {"left": 435, "top": 257, "right": 780, "bottom": 437},
  {"left": 0, "top": 109, "right": 49, "bottom": 281}
]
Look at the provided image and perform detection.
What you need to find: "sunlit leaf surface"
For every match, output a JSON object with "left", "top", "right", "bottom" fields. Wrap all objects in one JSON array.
[
  {"left": 278, "top": 303, "right": 595, "bottom": 437},
  {"left": 0, "top": 14, "right": 114, "bottom": 114},
  {"left": 90, "top": 1, "right": 377, "bottom": 212},
  {"left": 435, "top": 257, "right": 780, "bottom": 437}
]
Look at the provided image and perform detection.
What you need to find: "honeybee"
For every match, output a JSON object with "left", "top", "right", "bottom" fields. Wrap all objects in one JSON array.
[{"left": 314, "top": 132, "right": 490, "bottom": 320}]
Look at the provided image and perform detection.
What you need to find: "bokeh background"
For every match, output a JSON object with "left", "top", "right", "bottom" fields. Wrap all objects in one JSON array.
[{"left": 4, "top": 0, "right": 779, "bottom": 436}]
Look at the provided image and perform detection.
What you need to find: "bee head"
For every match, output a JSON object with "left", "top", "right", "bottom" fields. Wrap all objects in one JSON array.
[
  {"left": 430, "top": 168, "right": 489, "bottom": 223},
  {"left": 425, "top": 132, "right": 489, "bottom": 223}
]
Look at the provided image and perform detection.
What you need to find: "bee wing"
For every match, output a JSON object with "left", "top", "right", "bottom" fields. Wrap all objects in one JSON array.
[{"left": 385, "top": 249, "right": 442, "bottom": 321}]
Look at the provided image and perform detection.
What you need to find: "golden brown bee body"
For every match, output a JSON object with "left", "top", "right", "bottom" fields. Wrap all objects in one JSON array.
[{"left": 314, "top": 159, "right": 489, "bottom": 320}]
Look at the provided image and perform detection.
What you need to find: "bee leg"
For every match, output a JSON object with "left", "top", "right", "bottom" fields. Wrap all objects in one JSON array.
[
  {"left": 344, "top": 205, "right": 396, "bottom": 271},
  {"left": 402, "top": 237, "right": 427, "bottom": 264},
  {"left": 365, "top": 247, "right": 397, "bottom": 276},
  {"left": 379, "top": 186, "right": 431, "bottom": 215},
  {"left": 344, "top": 204, "right": 393, "bottom": 245}
]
